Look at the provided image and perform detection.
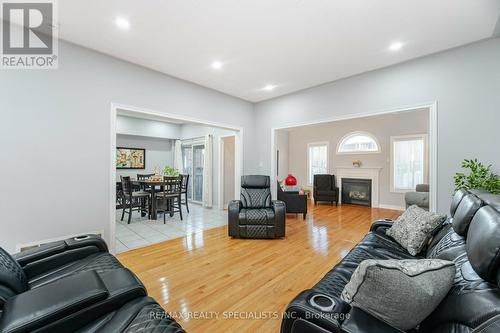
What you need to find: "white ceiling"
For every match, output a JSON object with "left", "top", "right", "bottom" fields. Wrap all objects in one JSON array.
[{"left": 57, "top": 0, "right": 500, "bottom": 102}]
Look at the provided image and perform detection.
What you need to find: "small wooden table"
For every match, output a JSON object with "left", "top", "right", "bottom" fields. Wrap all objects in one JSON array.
[{"left": 132, "top": 177, "right": 178, "bottom": 220}]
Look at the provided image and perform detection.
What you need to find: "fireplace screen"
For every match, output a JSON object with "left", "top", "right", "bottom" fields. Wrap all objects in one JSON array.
[{"left": 342, "top": 178, "right": 372, "bottom": 206}]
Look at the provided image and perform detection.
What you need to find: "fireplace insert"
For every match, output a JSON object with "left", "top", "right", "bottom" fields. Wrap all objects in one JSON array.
[{"left": 341, "top": 178, "right": 371, "bottom": 206}]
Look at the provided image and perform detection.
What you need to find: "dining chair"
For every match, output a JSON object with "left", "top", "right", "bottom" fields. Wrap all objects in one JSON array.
[
  {"left": 120, "top": 176, "right": 150, "bottom": 224},
  {"left": 180, "top": 174, "right": 190, "bottom": 213},
  {"left": 137, "top": 173, "right": 155, "bottom": 192},
  {"left": 155, "top": 176, "right": 183, "bottom": 223}
]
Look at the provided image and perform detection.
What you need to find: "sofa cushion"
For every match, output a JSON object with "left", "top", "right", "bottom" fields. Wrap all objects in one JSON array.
[
  {"left": 450, "top": 189, "right": 468, "bottom": 217},
  {"left": 316, "top": 190, "right": 336, "bottom": 196},
  {"left": 341, "top": 259, "right": 455, "bottom": 331},
  {"left": 452, "top": 194, "right": 483, "bottom": 236},
  {"left": 312, "top": 232, "right": 417, "bottom": 297},
  {"left": 466, "top": 206, "right": 500, "bottom": 283},
  {"left": 386, "top": 205, "right": 447, "bottom": 256},
  {"left": 238, "top": 208, "right": 275, "bottom": 225}
]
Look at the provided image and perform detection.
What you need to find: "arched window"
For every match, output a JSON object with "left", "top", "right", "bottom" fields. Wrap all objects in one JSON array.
[{"left": 337, "top": 131, "right": 380, "bottom": 154}]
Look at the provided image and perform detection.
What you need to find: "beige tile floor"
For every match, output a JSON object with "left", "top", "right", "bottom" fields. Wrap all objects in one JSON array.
[{"left": 115, "top": 203, "right": 227, "bottom": 253}]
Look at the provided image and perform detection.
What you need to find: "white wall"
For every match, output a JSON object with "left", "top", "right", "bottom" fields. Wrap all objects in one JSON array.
[
  {"left": 116, "top": 134, "right": 175, "bottom": 179},
  {"left": 275, "top": 130, "right": 289, "bottom": 180},
  {"left": 279, "top": 109, "right": 429, "bottom": 208},
  {"left": 116, "top": 115, "right": 181, "bottom": 139},
  {"left": 180, "top": 123, "right": 238, "bottom": 207},
  {"left": 0, "top": 40, "right": 254, "bottom": 252},
  {"left": 254, "top": 38, "right": 500, "bottom": 214}
]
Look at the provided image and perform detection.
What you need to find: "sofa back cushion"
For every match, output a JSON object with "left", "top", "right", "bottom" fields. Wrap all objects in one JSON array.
[
  {"left": 240, "top": 175, "right": 271, "bottom": 208},
  {"left": 452, "top": 194, "right": 483, "bottom": 236},
  {"left": 450, "top": 189, "right": 468, "bottom": 217},
  {"left": 466, "top": 206, "right": 500, "bottom": 284}
]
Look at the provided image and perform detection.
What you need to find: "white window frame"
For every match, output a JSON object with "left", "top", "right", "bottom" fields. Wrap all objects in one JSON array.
[
  {"left": 336, "top": 131, "right": 380, "bottom": 155},
  {"left": 390, "top": 134, "right": 429, "bottom": 193},
  {"left": 307, "top": 142, "right": 329, "bottom": 186}
]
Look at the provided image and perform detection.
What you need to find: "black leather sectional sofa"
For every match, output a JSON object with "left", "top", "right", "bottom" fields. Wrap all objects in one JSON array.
[
  {"left": 0, "top": 235, "right": 184, "bottom": 333},
  {"left": 282, "top": 188, "right": 500, "bottom": 333}
]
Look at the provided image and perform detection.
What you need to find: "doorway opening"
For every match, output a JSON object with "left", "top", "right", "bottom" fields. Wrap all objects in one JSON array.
[{"left": 110, "top": 103, "right": 243, "bottom": 254}]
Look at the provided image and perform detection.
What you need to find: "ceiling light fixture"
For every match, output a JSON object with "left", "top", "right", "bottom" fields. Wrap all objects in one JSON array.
[
  {"left": 388, "top": 41, "right": 404, "bottom": 52},
  {"left": 115, "top": 17, "right": 130, "bottom": 30},
  {"left": 263, "top": 84, "right": 276, "bottom": 91},
  {"left": 211, "top": 61, "right": 223, "bottom": 70}
]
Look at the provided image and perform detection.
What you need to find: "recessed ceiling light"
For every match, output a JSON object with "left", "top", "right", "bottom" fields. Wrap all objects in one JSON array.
[
  {"left": 115, "top": 17, "right": 130, "bottom": 30},
  {"left": 211, "top": 61, "right": 223, "bottom": 70},
  {"left": 388, "top": 41, "right": 404, "bottom": 52},
  {"left": 263, "top": 84, "right": 277, "bottom": 91}
]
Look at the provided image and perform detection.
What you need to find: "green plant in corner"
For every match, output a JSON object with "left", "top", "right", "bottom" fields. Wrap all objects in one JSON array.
[
  {"left": 454, "top": 159, "right": 500, "bottom": 194},
  {"left": 163, "top": 165, "right": 180, "bottom": 177}
]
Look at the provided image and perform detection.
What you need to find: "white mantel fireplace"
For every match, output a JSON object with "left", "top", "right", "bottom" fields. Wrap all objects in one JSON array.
[{"left": 336, "top": 167, "right": 382, "bottom": 208}]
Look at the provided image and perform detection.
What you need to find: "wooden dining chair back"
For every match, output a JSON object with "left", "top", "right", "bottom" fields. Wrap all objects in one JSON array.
[
  {"left": 137, "top": 173, "right": 155, "bottom": 192},
  {"left": 180, "top": 174, "right": 190, "bottom": 213},
  {"left": 155, "top": 176, "right": 183, "bottom": 223},
  {"left": 120, "top": 176, "right": 150, "bottom": 224}
]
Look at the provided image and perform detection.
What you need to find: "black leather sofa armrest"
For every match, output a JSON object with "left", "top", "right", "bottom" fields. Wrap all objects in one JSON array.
[
  {"left": 14, "top": 235, "right": 109, "bottom": 279},
  {"left": 228, "top": 200, "right": 242, "bottom": 236},
  {"left": 369, "top": 219, "right": 394, "bottom": 233},
  {"left": 281, "top": 290, "right": 351, "bottom": 333},
  {"left": 0, "top": 268, "right": 147, "bottom": 333},
  {"left": 272, "top": 200, "right": 286, "bottom": 237},
  {"left": 14, "top": 234, "right": 108, "bottom": 266},
  {"left": 341, "top": 307, "right": 404, "bottom": 333},
  {"left": 0, "top": 271, "right": 108, "bottom": 333}
]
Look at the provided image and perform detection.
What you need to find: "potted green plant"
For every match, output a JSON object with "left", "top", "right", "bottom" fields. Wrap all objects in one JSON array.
[
  {"left": 454, "top": 159, "right": 500, "bottom": 194},
  {"left": 163, "top": 166, "right": 180, "bottom": 177}
]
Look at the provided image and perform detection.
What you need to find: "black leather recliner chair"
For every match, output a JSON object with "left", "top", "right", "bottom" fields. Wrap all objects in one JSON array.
[
  {"left": 281, "top": 188, "right": 500, "bottom": 333},
  {"left": 0, "top": 235, "right": 185, "bottom": 333},
  {"left": 229, "top": 175, "right": 286, "bottom": 239},
  {"left": 313, "top": 174, "right": 339, "bottom": 205}
]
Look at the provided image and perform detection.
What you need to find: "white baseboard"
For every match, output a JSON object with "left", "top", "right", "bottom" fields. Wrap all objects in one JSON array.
[{"left": 378, "top": 204, "right": 405, "bottom": 211}]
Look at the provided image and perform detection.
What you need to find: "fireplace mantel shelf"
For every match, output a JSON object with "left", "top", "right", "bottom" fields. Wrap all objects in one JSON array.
[{"left": 336, "top": 166, "right": 383, "bottom": 170}]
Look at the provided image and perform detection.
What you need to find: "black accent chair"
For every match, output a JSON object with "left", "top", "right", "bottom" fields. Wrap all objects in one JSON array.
[
  {"left": 0, "top": 235, "right": 185, "bottom": 332},
  {"left": 155, "top": 176, "right": 183, "bottom": 223},
  {"left": 277, "top": 181, "right": 307, "bottom": 219},
  {"left": 228, "top": 175, "right": 285, "bottom": 239},
  {"left": 281, "top": 188, "right": 500, "bottom": 333},
  {"left": 180, "top": 174, "right": 190, "bottom": 213},
  {"left": 120, "top": 176, "right": 150, "bottom": 224},
  {"left": 313, "top": 174, "right": 339, "bottom": 205}
]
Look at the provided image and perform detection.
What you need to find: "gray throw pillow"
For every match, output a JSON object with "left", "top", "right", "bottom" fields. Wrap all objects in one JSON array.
[
  {"left": 386, "top": 205, "right": 446, "bottom": 256},
  {"left": 341, "top": 259, "right": 455, "bottom": 331}
]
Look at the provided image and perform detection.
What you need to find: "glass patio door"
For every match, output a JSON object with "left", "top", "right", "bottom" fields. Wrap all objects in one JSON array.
[{"left": 182, "top": 143, "right": 205, "bottom": 203}]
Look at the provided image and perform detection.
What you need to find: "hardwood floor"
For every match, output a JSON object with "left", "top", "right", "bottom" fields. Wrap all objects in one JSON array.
[{"left": 118, "top": 203, "right": 401, "bottom": 333}]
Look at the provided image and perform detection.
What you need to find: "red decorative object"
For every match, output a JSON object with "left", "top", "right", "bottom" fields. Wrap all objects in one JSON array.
[{"left": 285, "top": 174, "right": 297, "bottom": 186}]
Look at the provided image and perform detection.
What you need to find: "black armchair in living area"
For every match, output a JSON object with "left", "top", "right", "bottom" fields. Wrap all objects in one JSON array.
[
  {"left": 277, "top": 182, "right": 308, "bottom": 219},
  {"left": 229, "top": 175, "right": 286, "bottom": 239},
  {"left": 313, "top": 174, "right": 339, "bottom": 205}
]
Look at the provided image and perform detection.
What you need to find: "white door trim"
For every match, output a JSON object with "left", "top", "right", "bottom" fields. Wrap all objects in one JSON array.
[
  {"left": 218, "top": 134, "right": 239, "bottom": 210},
  {"left": 270, "top": 101, "right": 438, "bottom": 212},
  {"left": 110, "top": 102, "right": 244, "bottom": 254}
]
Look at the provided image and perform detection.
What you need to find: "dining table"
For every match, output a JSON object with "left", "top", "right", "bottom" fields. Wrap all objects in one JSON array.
[{"left": 132, "top": 176, "right": 179, "bottom": 220}]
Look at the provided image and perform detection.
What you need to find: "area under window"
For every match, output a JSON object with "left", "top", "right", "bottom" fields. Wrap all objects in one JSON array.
[
  {"left": 391, "top": 134, "right": 428, "bottom": 192},
  {"left": 308, "top": 143, "right": 328, "bottom": 185},
  {"left": 337, "top": 131, "right": 379, "bottom": 154}
]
